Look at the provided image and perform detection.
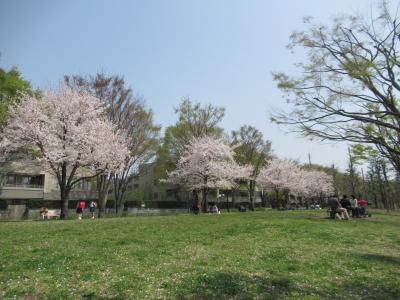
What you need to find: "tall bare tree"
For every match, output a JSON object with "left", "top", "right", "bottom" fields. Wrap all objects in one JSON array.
[{"left": 272, "top": 2, "right": 400, "bottom": 175}]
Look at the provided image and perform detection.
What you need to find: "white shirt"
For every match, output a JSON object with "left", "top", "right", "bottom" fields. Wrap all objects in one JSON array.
[{"left": 349, "top": 198, "right": 358, "bottom": 208}]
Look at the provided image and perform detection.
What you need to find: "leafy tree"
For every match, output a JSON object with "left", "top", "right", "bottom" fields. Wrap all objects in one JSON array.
[
  {"left": 155, "top": 98, "right": 225, "bottom": 178},
  {"left": 272, "top": 2, "right": 400, "bottom": 175},
  {"left": 0, "top": 66, "right": 38, "bottom": 127},
  {"left": 231, "top": 125, "right": 272, "bottom": 210},
  {"left": 346, "top": 147, "right": 359, "bottom": 196}
]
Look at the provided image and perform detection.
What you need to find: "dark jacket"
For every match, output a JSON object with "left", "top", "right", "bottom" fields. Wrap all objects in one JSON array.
[
  {"left": 340, "top": 198, "right": 351, "bottom": 209},
  {"left": 328, "top": 197, "right": 340, "bottom": 211}
]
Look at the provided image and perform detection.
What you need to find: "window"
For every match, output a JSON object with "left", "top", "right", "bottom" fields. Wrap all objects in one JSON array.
[
  {"left": 4, "top": 174, "right": 44, "bottom": 187},
  {"left": 6, "top": 175, "right": 16, "bottom": 185},
  {"left": 20, "top": 176, "right": 30, "bottom": 185}
]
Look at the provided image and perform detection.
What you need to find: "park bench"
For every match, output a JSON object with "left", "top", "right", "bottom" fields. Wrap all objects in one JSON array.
[
  {"left": 327, "top": 208, "right": 341, "bottom": 219},
  {"left": 41, "top": 209, "right": 61, "bottom": 220}
]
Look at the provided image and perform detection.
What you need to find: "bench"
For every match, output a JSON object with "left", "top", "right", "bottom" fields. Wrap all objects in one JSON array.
[
  {"left": 41, "top": 209, "right": 61, "bottom": 220},
  {"left": 327, "top": 208, "right": 341, "bottom": 219}
]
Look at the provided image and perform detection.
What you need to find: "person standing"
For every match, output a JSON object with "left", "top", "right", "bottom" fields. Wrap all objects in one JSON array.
[
  {"left": 349, "top": 195, "right": 360, "bottom": 218},
  {"left": 76, "top": 199, "right": 86, "bottom": 220},
  {"left": 89, "top": 200, "right": 97, "bottom": 219}
]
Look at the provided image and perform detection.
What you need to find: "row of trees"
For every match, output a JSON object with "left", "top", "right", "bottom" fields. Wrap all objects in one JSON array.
[
  {"left": 3, "top": 0, "right": 400, "bottom": 214},
  {"left": 0, "top": 68, "right": 335, "bottom": 215},
  {"left": 165, "top": 135, "right": 333, "bottom": 211}
]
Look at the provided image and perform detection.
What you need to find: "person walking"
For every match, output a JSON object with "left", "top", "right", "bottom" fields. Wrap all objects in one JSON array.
[
  {"left": 89, "top": 200, "right": 97, "bottom": 219},
  {"left": 76, "top": 199, "right": 86, "bottom": 220}
]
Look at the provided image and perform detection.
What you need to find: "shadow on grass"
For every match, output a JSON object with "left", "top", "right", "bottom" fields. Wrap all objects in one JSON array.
[
  {"left": 358, "top": 253, "right": 400, "bottom": 265},
  {"left": 175, "top": 271, "right": 400, "bottom": 300},
  {"left": 339, "top": 279, "right": 400, "bottom": 300},
  {"left": 175, "top": 272, "right": 293, "bottom": 300},
  {"left": 82, "top": 292, "right": 130, "bottom": 300}
]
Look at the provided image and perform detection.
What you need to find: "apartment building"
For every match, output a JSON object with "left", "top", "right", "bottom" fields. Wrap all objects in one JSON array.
[{"left": 0, "top": 160, "right": 98, "bottom": 211}]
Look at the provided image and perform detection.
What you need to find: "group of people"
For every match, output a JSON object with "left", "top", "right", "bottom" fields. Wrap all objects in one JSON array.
[
  {"left": 76, "top": 199, "right": 97, "bottom": 219},
  {"left": 191, "top": 203, "right": 221, "bottom": 214},
  {"left": 328, "top": 194, "right": 368, "bottom": 220},
  {"left": 38, "top": 199, "right": 98, "bottom": 220}
]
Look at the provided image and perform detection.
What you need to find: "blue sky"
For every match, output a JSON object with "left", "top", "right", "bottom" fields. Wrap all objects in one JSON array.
[{"left": 0, "top": 0, "right": 374, "bottom": 170}]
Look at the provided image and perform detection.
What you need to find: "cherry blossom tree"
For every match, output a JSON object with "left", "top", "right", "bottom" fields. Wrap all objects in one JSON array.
[
  {"left": 166, "top": 136, "right": 250, "bottom": 212},
  {"left": 257, "top": 157, "right": 301, "bottom": 208},
  {"left": 0, "top": 86, "right": 128, "bottom": 218},
  {"left": 293, "top": 170, "right": 334, "bottom": 206},
  {"left": 258, "top": 157, "right": 334, "bottom": 208},
  {"left": 64, "top": 74, "right": 160, "bottom": 216}
]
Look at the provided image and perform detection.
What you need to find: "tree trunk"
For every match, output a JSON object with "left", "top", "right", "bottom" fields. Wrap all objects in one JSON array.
[
  {"left": 193, "top": 190, "right": 199, "bottom": 206},
  {"left": 249, "top": 180, "right": 255, "bottom": 211},
  {"left": 98, "top": 192, "right": 108, "bottom": 218},
  {"left": 116, "top": 202, "right": 125, "bottom": 215},
  {"left": 60, "top": 187, "right": 70, "bottom": 219},
  {"left": 232, "top": 189, "right": 236, "bottom": 209},
  {"left": 202, "top": 188, "right": 208, "bottom": 212}
]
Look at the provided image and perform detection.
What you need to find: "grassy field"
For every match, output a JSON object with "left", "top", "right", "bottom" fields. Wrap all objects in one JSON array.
[{"left": 0, "top": 210, "right": 399, "bottom": 299}]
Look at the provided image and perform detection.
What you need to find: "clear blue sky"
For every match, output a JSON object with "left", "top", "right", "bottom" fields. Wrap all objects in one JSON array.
[{"left": 0, "top": 0, "right": 373, "bottom": 170}]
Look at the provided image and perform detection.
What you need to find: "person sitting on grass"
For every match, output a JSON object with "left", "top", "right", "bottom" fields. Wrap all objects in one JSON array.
[{"left": 328, "top": 195, "right": 351, "bottom": 220}]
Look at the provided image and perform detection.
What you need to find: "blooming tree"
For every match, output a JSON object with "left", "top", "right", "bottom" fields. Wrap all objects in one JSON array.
[
  {"left": 166, "top": 136, "right": 250, "bottom": 211},
  {"left": 64, "top": 74, "right": 160, "bottom": 216},
  {"left": 257, "top": 157, "right": 301, "bottom": 208},
  {"left": 0, "top": 86, "right": 128, "bottom": 218},
  {"left": 295, "top": 170, "right": 334, "bottom": 201},
  {"left": 258, "top": 157, "right": 334, "bottom": 208}
]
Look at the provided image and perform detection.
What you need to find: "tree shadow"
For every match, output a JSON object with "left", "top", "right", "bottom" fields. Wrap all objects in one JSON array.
[
  {"left": 175, "top": 272, "right": 293, "bottom": 300},
  {"left": 175, "top": 270, "right": 400, "bottom": 300},
  {"left": 357, "top": 253, "right": 400, "bottom": 265},
  {"left": 338, "top": 279, "right": 400, "bottom": 300}
]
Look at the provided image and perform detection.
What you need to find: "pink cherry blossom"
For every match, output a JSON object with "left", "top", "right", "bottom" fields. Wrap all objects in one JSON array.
[{"left": 0, "top": 86, "right": 129, "bottom": 217}]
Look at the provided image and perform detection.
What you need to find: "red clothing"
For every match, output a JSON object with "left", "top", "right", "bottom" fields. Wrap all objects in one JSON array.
[
  {"left": 77, "top": 201, "right": 86, "bottom": 209},
  {"left": 358, "top": 199, "right": 368, "bottom": 206}
]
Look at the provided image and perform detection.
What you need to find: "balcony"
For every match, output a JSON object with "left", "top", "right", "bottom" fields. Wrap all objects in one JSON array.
[{"left": 0, "top": 174, "right": 45, "bottom": 199}]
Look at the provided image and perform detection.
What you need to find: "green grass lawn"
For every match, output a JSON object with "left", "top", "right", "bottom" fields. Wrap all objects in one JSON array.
[{"left": 0, "top": 210, "right": 399, "bottom": 299}]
